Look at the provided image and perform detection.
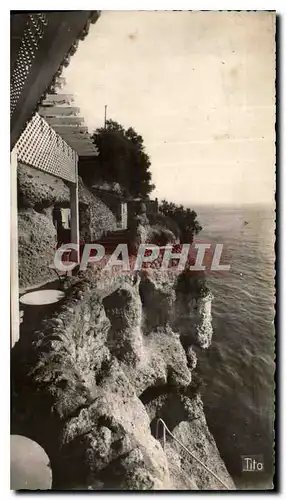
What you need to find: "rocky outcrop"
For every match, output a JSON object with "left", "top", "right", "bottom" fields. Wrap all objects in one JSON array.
[
  {"left": 17, "top": 164, "right": 69, "bottom": 290},
  {"left": 146, "top": 225, "right": 177, "bottom": 246},
  {"left": 78, "top": 177, "right": 118, "bottom": 242},
  {"left": 103, "top": 277, "right": 191, "bottom": 397},
  {"left": 12, "top": 269, "right": 234, "bottom": 490},
  {"left": 174, "top": 272, "right": 214, "bottom": 350},
  {"left": 12, "top": 278, "right": 172, "bottom": 489},
  {"left": 140, "top": 271, "right": 176, "bottom": 332},
  {"left": 103, "top": 281, "right": 144, "bottom": 366},
  {"left": 165, "top": 399, "right": 234, "bottom": 490},
  {"left": 18, "top": 208, "right": 58, "bottom": 289},
  {"left": 17, "top": 163, "right": 70, "bottom": 210},
  {"left": 17, "top": 164, "right": 118, "bottom": 290}
]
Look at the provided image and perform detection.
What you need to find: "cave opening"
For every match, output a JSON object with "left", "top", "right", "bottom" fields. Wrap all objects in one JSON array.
[{"left": 139, "top": 383, "right": 185, "bottom": 440}]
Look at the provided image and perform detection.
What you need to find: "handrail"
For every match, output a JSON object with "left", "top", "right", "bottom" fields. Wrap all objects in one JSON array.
[{"left": 156, "top": 418, "right": 231, "bottom": 490}]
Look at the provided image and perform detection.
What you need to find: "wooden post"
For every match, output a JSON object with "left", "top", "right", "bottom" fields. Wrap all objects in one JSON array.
[
  {"left": 70, "top": 157, "right": 79, "bottom": 263},
  {"left": 10, "top": 147, "right": 20, "bottom": 348}
]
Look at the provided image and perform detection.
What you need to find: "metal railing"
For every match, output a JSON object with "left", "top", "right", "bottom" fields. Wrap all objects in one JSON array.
[{"left": 156, "top": 418, "right": 231, "bottom": 490}]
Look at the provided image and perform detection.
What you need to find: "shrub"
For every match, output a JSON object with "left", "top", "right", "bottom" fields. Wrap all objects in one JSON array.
[{"left": 159, "top": 200, "right": 202, "bottom": 244}]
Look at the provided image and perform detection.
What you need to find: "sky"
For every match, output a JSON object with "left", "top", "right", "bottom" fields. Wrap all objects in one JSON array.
[{"left": 63, "top": 11, "right": 276, "bottom": 206}]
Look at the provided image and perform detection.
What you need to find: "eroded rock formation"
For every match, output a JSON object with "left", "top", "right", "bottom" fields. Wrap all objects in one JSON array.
[
  {"left": 17, "top": 164, "right": 118, "bottom": 291},
  {"left": 11, "top": 271, "right": 235, "bottom": 490}
]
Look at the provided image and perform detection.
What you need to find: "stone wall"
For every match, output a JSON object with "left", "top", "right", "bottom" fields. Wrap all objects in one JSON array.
[
  {"left": 91, "top": 188, "right": 123, "bottom": 221},
  {"left": 78, "top": 178, "right": 117, "bottom": 242},
  {"left": 17, "top": 163, "right": 70, "bottom": 209}
]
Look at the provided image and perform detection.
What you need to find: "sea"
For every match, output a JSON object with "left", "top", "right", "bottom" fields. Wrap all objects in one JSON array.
[{"left": 193, "top": 205, "right": 276, "bottom": 490}]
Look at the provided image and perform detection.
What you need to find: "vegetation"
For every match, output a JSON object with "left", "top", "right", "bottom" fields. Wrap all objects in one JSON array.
[
  {"left": 147, "top": 212, "right": 181, "bottom": 239},
  {"left": 78, "top": 120, "right": 203, "bottom": 248},
  {"left": 176, "top": 270, "right": 210, "bottom": 299},
  {"left": 159, "top": 200, "right": 202, "bottom": 243},
  {"left": 79, "top": 119, "right": 155, "bottom": 198}
]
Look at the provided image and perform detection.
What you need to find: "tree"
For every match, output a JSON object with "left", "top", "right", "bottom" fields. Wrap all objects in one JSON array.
[
  {"left": 159, "top": 200, "right": 202, "bottom": 243},
  {"left": 78, "top": 119, "right": 155, "bottom": 198}
]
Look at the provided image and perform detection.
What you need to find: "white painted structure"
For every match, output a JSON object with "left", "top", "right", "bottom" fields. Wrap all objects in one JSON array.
[
  {"left": 16, "top": 94, "right": 99, "bottom": 253},
  {"left": 120, "top": 202, "right": 128, "bottom": 229},
  {"left": 11, "top": 147, "right": 20, "bottom": 348},
  {"left": 39, "top": 94, "right": 98, "bottom": 156}
]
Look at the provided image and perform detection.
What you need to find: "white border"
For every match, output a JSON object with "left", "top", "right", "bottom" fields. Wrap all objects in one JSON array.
[{"left": 5, "top": 1, "right": 284, "bottom": 11}]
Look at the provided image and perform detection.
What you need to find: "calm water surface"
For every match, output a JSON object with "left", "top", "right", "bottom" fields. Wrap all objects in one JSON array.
[{"left": 194, "top": 205, "right": 275, "bottom": 489}]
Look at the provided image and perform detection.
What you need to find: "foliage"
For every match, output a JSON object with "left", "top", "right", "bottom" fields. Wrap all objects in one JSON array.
[
  {"left": 159, "top": 200, "right": 202, "bottom": 243},
  {"left": 148, "top": 212, "right": 181, "bottom": 239},
  {"left": 78, "top": 120, "right": 155, "bottom": 198},
  {"left": 146, "top": 225, "right": 177, "bottom": 246},
  {"left": 176, "top": 270, "right": 209, "bottom": 299}
]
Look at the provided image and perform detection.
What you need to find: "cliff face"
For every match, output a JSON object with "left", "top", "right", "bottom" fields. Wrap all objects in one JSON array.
[
  {"left": 17, "top": 164, "right": 117, "bottom": 291},
  {"left": 12, "top": 268, "right": 235, "bottom": 490},
  {"left": 17, "top": 164, "right": 70, "bottom": 290}
]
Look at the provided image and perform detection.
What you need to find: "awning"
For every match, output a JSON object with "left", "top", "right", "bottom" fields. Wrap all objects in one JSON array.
[
  {"left": 38, "top": 94, "right": 99, "bottom": 157},
  {"left": 10, "top": 11, "right": 100, "bottom": 149}
]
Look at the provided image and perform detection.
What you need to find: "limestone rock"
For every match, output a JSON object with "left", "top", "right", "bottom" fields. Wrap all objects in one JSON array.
[
  {"left": 17, "top": 163, "right": 70, "bottom": 210},
  {"left": 174, "top": 289, "right": 214, "bottom": 350},
  {"left": 166, "top": 399, "right": 236, "bottom": 490},
  {"left": 18, "top": 208, "right": 58, "bottom": 289},
  {"left": 103, "top": 282, "right": 144, "bottom": 365},
  {"left": 140, "top": 271, "right": 176, "bottom": 332},
  {"left": 12, "top": 271, "right": 234, "bottom": 491},
  {"left": 78, "top": 177, "right": 117, "bottom": 242},
  {"left": 147, "top": 225, "right": 177, "bottom": 246},
  {"left": 187, "top": 346, "right": 197, "bottom": 370}
]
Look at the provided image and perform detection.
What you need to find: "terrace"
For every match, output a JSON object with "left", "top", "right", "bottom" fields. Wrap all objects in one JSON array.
[{"left": 11, "top": 11, "right": 100, "bottom": 346}]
